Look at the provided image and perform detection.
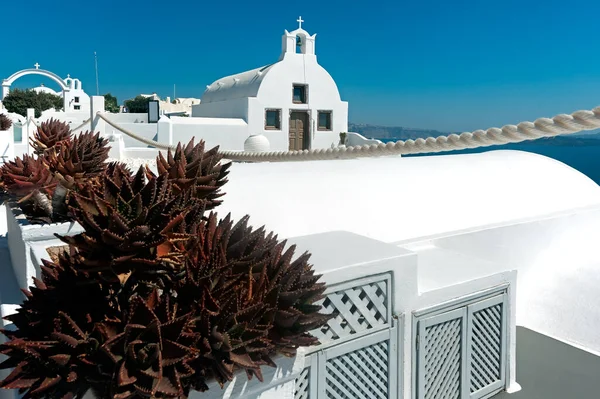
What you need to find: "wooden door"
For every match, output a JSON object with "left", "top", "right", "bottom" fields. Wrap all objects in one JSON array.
[{"left": 289, "top": 111, "right": 309, "bottom": 151}]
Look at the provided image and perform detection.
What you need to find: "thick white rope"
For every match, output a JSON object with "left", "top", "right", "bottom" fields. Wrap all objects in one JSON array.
[
  {"left": 70, "top": 118, "right": 91, "bottom": 132},
  {"left": 98, "top": 113, "right": 173, "bottom": 149},
  {"left": 28, "top": 117, "right": 91, "bottom": 132},
  {"left": 98, "top": 107, "right": 600, "bottom": 162}
]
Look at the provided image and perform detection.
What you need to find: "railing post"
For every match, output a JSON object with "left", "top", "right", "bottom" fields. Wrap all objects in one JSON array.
[
  {"left": 157, "top": 115, "right": 173, "bottom": 146},
  {"left": 90, "top": 96, "right": 106, "bottom": 135},
  {"left": 26, "top": 108, "right": 35, "bottom": 154},
  {"left": 107, "top": 133, "right": 125, "bottom": 160}
]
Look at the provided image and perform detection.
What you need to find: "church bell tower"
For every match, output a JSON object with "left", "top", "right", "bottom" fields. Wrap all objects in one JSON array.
[{"left": 280, "top": 17, "right": 317, "bottom": 60}]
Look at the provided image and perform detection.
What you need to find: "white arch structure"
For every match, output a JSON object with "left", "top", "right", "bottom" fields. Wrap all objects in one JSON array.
[{"left": 1, "top": 68, "right": 70, "bottom": 110}]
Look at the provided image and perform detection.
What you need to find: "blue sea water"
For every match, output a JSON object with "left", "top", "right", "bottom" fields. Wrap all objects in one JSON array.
[{"left": 378, "top": 138, "right": 600, "bottom": 185}]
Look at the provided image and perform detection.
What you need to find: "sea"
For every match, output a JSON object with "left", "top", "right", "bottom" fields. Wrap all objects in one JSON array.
[{"left": 379, "top": 136, "right": 600, "bottom": 185}]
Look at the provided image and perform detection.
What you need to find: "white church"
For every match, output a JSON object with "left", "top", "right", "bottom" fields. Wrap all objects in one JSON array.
[{"left": 191, "top": 18, "right": 348, "bottom": 151}]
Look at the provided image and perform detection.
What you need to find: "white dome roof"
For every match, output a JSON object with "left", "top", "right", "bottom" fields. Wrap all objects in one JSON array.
[
  {"left": 218, "top": 150, "right": 600, "bottom": 243},
  {"left": 202, "top": 63, "right": 278, "bottom": 103},
  {"left": 33, "top": 86, "right": 60, "bottom": 96},
  {"left": 244, "top": 134, "right": 270, "bottom": 152},
  {"left": 216, "top": 150, "right": 600, "bottom": 354}
]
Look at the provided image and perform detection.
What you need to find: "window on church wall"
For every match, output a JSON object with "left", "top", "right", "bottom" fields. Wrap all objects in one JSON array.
[
  {"left": 74, "top": 97, "right": 79, "bottom": 103},
  {"left": 318, "top": 111, "right": 332, "bottom": 131},
  {"left": 74, "top": 105, "right": 81, "bottom": 110},
  {"left": 293, "top": 85, "right": 307, "bottom": 104},
  {"left": 265, "top": 109, "right": 281, "bottom": 130}
]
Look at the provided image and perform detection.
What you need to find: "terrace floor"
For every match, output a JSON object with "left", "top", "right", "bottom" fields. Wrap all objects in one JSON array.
[{"left": 494, "top": 327, "right": 600, "bottom": 399}]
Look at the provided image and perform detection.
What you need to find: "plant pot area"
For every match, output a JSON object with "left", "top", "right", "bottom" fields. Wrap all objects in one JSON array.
[{"left": 5, "top": 203, "right": 83, "bottom": 290}]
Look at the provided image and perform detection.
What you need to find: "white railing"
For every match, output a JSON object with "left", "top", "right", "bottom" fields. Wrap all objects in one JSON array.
[{"left": 97, "top": 105, "right": 600, "bottom": 162}]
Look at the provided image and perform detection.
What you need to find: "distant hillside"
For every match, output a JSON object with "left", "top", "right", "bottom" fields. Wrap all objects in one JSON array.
[{"left": 348, "top": 123, "right": 600, "bottom": 146}]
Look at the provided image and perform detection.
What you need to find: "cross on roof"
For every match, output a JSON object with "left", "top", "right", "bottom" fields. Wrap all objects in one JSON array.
[
  {"left": 297, "top": 16, "right": 304, "bottom": 29},
  {"left": 34, "top": 63, "right": 40, "bottom": 70}
]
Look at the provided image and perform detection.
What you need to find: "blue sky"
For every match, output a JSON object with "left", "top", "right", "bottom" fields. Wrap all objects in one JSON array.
[{"left": 2, "top": 0, "right": 600, "bottom": 132}]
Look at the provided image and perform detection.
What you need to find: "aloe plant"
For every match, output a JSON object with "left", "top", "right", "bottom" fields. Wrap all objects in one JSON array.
[
  {"left": 60, "top": 162, "right": 204, "bottom": 285},
  {"left": 101, "top": 292, "right": 199, "bottom": 399},
  {"left": 0, "top": 249, "right": 118, "bottom": 398},
  {"left": 0, "top": 137, "right": 331, "bottom": 399},
  {"left": 0, "top": 154, "right": 57, "bottom": 220},
  {"left": 30, "top": 118, "right": 71, "bottom": 155},
  {"left": 0, "top": 128, "right": 110, "bottom": 223},
  {"left": 179, "top": 213, "right": 329, "bottom": 389},
  {"left": 148, "top": 139, "right": 231, "bottom": 210}
]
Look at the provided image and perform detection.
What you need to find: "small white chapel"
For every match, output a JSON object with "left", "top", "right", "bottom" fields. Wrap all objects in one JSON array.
[{"left": 191, "top": 18, "right": 348, "bottom": 151}]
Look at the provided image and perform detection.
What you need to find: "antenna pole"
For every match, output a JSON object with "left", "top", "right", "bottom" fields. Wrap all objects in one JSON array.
[{"left": 94, "top": 52, "right": 99, "bottom": 95}]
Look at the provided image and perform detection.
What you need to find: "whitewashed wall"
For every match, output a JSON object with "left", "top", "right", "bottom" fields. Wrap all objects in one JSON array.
[
  {"left": 107, "top": 113, "right": 148, "bottom": 123},
  {"left": 39, "top": 110, "right": 89, "bottom": 132},
  {"left": 111, "top": 123, "right": 157, "bottom": 148},
  {"left": 191, "top": 40, "right": 348, "bottom": 152},
  {"left": 168, "top": 116, "right": 248, "bottom": 150},
  {"left": 0, "top": 127, "right": 14, "bottom": 164},
  {"left": 249, "top": 57, "right": 348, "bottom": 140}
]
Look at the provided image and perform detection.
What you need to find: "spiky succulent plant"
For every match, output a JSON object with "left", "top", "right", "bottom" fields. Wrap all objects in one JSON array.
[
  {"left": 30, "top": 118, "right": 72, "bottom": 155},
  {"left": 0, "top": 250, "right": 119, "bottom": 399},
  {"left": 0, "top": 114, "right": 12, "bottom": 131},
  {"left": 45, "top": 131, "right": 110, "bottom": 182},
  {"left": 1, "top": 214, "right": 331, "bottom": 398},
  {"left": 0, "top": 155, "right": 55, "bottom": 199},
  {"left": 1, "top": 136, "right": 331, "bottom": 399},
  {"left": 40, "top": 130, "right": 110, "bottom": 220},
  {"left": 3, "top": 249, "right": 119, "bottom": 342},
  {"left": 0, "top": 154, "right": 57, "bottom": 220},
  {"left": 60, "top": 163, "right": 204, "bottom": 284},
  {"left": 101, "top": 291, "right": 199, "bottom": 399},
  {"left": 149, "top": 139, "right": 230, "bottom": 210},
  {"left": 177, "top": 213, "right": 330, "bottom": 390}
]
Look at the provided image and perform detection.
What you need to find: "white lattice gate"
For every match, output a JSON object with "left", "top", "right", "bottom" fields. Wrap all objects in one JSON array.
[
  {"left": 416, "top": 292, "right": 507, "bottom": 399},
  {"left": 294, "top": 273, "right": 398, "bottom": 399}
]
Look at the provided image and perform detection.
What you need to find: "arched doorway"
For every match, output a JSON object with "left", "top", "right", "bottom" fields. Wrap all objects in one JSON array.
[{"left": 2, "top": 64, "right": 70, "bottom": 111}]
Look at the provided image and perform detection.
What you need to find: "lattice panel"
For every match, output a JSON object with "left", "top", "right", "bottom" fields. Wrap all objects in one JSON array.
[
  {"left": 470, "top": 303, "right": 503, "bottom": 394},
  {"left": 423, "top": 317, "right": 463, "bottom": 399},
  {"left": 294, "top": 366, "right": 311, "bottom": 399},
  {"left": 324, "top": 340, "right": 389, "bottom": 399},
  {"left": 312, "top": 278, "right": 389, "bottom": 345}
]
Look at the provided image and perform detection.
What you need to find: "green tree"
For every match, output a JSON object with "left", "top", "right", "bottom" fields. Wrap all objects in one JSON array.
[
  {"left": 103, "top": 93, "right": 120, "bottom": 113},
  {"left": 124, "top": 95, "right": 150, "bottom": 113},
  {"left": 3, "top": 89, "right": 63, "bottom": 118}
]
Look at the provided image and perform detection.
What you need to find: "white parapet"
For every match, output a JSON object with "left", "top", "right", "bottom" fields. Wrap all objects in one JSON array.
[
  {"left": 0, "top": 229, "right": 519, "bottom": 399},
  {"left": 6, "top": 204, "right": 84, "bottom": 290}
]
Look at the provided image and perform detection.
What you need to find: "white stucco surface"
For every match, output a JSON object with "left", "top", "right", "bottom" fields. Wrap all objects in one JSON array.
[
  {"left": 2, "top": 149, "right": 600, "bottom": 396},
  {"left": 191, "top": 21, "right": 348, "bottom": 152},
  {"left": 218, "top": 150, "right": 600, "bottom": 243},
  {"left": 215, "top": 149, "right": 600, "bottom": 357}
]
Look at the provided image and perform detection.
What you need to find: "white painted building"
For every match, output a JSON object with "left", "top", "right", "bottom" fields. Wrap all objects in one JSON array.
[
  {"left": 1, "top": 64, "right": 90, "bottom": 114},
  {"left": 3, "top": 150, "right": 600, "bottom": 398},
  {"left": 192, "top": 17, "right": 348, "bottom": 151},
  {"left": 136, "top": 93, "right": 201, "bottom": 116}
]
